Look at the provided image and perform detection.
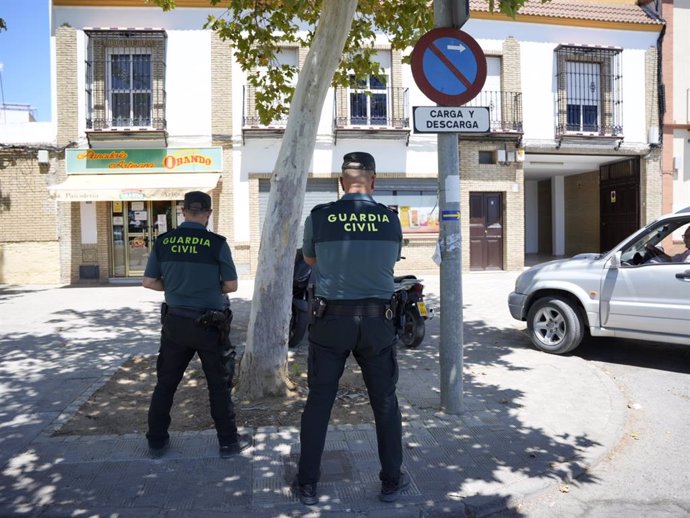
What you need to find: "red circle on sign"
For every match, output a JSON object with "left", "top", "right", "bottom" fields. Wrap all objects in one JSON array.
[{"left": 411, "top": 27, "right": 487, "bottom": 106}]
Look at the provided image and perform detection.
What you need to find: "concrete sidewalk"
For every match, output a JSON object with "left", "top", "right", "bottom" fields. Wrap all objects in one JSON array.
[{"left": 0, "top": 272, "right": 626, "bottom": 517}]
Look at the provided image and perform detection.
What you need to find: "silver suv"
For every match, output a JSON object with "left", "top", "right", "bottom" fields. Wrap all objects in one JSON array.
[{"left": 509, "top": 207, "right": 690, "bottom": 354}]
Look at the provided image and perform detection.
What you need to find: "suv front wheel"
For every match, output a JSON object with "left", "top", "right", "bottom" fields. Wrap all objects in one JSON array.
[{"left": 526, "top": 296, "right": 584, "bottom": 354}]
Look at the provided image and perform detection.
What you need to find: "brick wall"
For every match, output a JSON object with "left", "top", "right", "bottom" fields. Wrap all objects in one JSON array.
[
  {"left": 643, "top": 46, "right": 664, "bottom": 224},
  {"left": 0, "top": 152, "right": 61, "bottom": 284},
  {"left": 56, "top": 27, "right": 78, "bottom": 147},
  {"left": 0, "top": 154, "right": 58, "bottom": 242},
  {"left": 211, "top": 34, "right": 235, "bottom": 243},
  {"left": 56, "top": 26, "right": 79, "bottom": 284},
  {"left": 641, "top": 147, "right": 663, "bottom": 225}
]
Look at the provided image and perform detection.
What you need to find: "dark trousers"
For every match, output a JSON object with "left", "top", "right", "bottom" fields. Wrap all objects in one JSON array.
[
  {"left": 298, "top": 313, "right": 402, "bottom": 485},
  {"left": 146, "top": 313, "right": 237, "bottom": 445}
]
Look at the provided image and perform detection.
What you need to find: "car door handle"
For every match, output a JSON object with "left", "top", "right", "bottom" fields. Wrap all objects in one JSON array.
[{"left": 675, "top": 271, "right": 690, "bottom": 280}]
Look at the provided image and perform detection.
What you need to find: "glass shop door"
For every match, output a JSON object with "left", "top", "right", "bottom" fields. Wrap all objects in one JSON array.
[{"left": 111, "top": 200, "right": 183, "bottom": 277}]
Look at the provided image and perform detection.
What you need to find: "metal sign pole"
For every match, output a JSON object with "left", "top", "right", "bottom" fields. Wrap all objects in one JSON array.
[{"left": 435, "top": 0, "right": 463, "bottom": 414}]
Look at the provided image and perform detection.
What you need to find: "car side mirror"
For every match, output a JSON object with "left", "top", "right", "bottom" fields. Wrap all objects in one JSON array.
[{"left": 609, "top": 251, "right": 622, "bottom": 269}]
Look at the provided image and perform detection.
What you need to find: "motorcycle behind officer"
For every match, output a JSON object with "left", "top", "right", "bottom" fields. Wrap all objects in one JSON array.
[
  {"left": 143, "top": 191, "right": 249, "bottom": 458},
  {"left": 294, "top": 152, "right": 409, "bottom": 505}
]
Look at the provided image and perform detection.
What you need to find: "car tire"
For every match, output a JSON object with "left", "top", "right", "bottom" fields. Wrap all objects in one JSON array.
[{"left": 526, "top": 296, "right": 584, "bottom": 354}]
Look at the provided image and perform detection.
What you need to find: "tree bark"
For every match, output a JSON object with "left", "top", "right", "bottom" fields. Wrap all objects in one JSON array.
[{"left": 237, "top": 0, "right": 358, "bottom": 399}]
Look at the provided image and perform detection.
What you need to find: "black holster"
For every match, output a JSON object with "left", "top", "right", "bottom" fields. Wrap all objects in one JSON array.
[
  {"left": 195, "top": 308, "right": 234, "bottom": 349},
  {"left": 195, "top": 308, "right": 236, "bottom": 387},
  {"left": 160, "top": 302, "right": 169, "bottom": 325}
]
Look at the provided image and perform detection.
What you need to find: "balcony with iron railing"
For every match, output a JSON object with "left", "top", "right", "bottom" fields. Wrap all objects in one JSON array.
[
  {"left": 554, "top": 99, "right": 623, "bottom": 139},
  {"left": 242, "top": 85, "right": 411, "bottom": 141},
  {"left": 333, "top": 86, "right": 410, "bottom": 142},
  {"left": 241, "top": 85, "right": 290, "bottom": 139},
  {"left": 334, "top": 87, "right": 409, "bottom": 128},
  {"left": 463, "top": 90, "right": 523, "bottom": 133}
]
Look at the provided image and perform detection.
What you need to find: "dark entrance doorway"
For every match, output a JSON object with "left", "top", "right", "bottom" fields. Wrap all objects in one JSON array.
[
  {"left": 469, "top": 192, "right": 504, "bottom": 270},
  {"left": 600, "top": 158, "right": 640, "bottom": 252}
]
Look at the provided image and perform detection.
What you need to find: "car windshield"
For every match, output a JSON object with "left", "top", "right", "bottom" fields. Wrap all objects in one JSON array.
[{"left": 619, "top": 220, "right": 689, "bottom": 265}]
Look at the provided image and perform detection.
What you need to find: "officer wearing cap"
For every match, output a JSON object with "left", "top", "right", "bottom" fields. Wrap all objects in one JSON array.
[
  {"left": 294, "top": 152, "right": 408, "bottom": 505},
  {"left": 143, "top": 191, "right": 248, "bottom": 458}
]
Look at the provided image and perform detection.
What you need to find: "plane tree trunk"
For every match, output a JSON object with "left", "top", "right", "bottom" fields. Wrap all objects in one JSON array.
[{"left": 236, "top": 0, "right": 358, "bottom": 399}]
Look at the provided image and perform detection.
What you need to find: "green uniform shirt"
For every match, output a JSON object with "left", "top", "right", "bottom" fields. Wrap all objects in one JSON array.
[
  {"left": 303, "top": 193, "right": 402, "bottom": 300},
  {"left": 144, "top": 221, "right": 237, "bottom": 310}
]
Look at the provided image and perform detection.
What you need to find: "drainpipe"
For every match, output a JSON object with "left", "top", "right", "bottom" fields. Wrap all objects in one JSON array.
[
  {"left": 655, "top": 13, "right": 666, "bottom": 146},
  {"left": 640, "top": 0, "right": 669, "bottom": 217},
  {"left": 641, "top": 0, "right": 666, "bottom": 144}
]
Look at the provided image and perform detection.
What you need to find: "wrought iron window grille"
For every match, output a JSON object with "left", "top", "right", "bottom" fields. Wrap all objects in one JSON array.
[
  {"left": 85, "top": 30, "right": 167, "bottom": 132},
  {"left": 554, "top": 45, "right": 623, "bottom": 138}
]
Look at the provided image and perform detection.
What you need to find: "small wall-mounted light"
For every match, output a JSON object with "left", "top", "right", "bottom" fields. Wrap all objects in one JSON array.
[{"left": 37, "top": 149, "right": 50, "bottom": 164}]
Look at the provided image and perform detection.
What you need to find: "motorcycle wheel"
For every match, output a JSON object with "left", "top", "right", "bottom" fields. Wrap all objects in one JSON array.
[
  {"left": 399, "top": 308, "right": 425, "bottom": 348},
  {"left": 289, "top": 310, "right": 310, "bottom": 348}
]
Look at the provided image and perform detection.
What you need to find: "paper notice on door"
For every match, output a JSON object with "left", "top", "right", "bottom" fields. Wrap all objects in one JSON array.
[{"left": 157, "top": 214, "right": 167, "bottom": 233}]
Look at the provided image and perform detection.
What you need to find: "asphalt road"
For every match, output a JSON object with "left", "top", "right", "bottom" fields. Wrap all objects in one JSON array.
[{"left": 513, "top": 336, "right": 690, "bottom": 518}]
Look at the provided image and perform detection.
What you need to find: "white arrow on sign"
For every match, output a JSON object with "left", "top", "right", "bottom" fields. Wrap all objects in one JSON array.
[{"left": 447, "top": 44, "right": 466, "bottom": 52}]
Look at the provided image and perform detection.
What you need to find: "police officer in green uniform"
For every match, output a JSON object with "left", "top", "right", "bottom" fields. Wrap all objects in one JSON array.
[
  {"left": 143, "top": 191, "right": 248, "bottom": 458},
  {"left": 294, "top": 152, "right": 409, "bottom": 505}
]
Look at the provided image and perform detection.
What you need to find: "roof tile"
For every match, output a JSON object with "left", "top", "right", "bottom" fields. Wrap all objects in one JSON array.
[{"left": 470, "top": 0, "right": 662, "bottom": 25}]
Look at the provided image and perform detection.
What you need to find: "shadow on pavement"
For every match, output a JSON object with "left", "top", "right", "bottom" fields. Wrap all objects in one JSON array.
[
  {"left": 0, "top": 288, "right": 608, "bottom": 516},
  {"left": 575, "top": 336, "right": 690, "bottom": 374}
]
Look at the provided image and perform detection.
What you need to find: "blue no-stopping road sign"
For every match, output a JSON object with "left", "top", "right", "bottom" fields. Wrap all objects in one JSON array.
[{"left": 411, "top": 27, "right": 487, "bottom": 106}]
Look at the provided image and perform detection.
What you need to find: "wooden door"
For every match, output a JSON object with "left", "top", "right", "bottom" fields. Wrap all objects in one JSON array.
[
  {"left": 600, "top": 159, "right": 639, "bottom": 252},
  {"left": 470, "top": 192, "right": 504, "bottom": 270}
]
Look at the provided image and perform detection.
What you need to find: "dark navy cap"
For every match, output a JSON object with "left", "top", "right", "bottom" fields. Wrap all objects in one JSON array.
[
  {"left": 342, "top": 152, "right": 376, "bottom": 174},
  {"left": 184, "top": 191, "right": 212, "bottom": 211}
]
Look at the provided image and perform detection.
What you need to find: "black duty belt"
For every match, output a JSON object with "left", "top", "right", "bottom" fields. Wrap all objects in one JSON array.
[
  {"left": 325, "top": 302, "right": 393, "bottom": 319},
  {"left": 167, "top": 306, "right": 207, "bottom": 319}
]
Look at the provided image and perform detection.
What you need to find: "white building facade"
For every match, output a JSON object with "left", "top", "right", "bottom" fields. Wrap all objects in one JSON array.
[{"left": 0, "top": 0, "right": 666, "bottom": 284}]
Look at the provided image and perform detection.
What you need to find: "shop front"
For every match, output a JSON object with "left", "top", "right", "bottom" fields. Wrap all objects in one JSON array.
[{"left": 49, "top": 147, "right": 223, "bottom": 280}]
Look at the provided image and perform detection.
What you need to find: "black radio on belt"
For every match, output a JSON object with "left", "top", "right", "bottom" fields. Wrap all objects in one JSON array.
[{"left": 311, "top": 297, "right": 327, "bottom": 319}]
